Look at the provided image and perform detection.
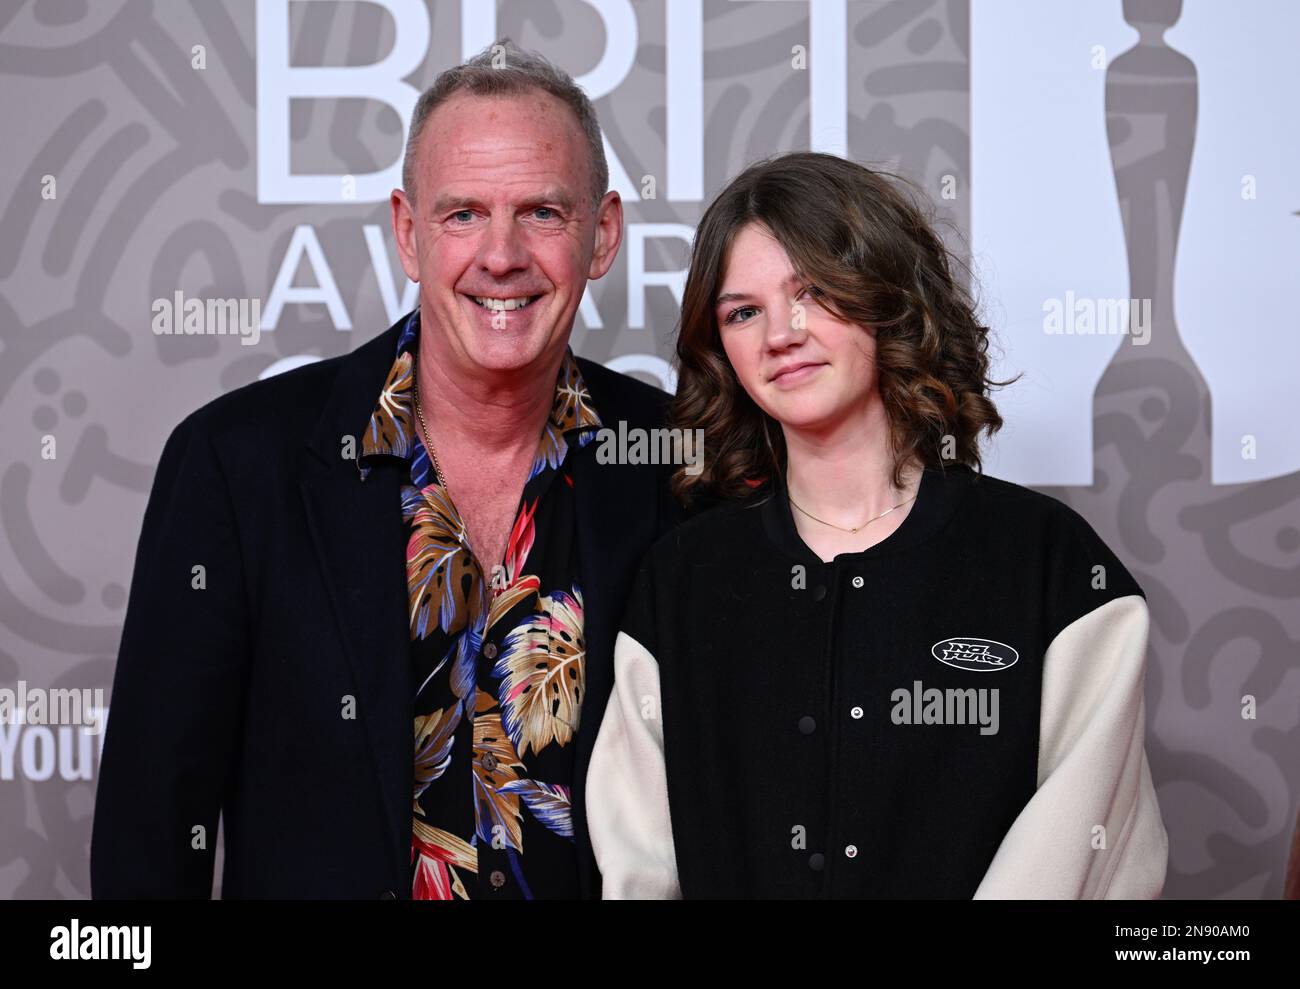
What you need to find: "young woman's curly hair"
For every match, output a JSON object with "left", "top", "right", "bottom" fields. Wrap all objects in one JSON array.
[{"left": 670, "top": 151, "right": 1018, "bottom": 506}]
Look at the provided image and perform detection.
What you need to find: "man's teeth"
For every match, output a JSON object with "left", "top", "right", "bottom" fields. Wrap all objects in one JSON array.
[{"left": 472, "top": 295, "right": 538, "bottom": 311}]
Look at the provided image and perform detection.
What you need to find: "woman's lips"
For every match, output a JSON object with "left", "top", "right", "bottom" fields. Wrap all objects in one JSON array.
[{"left": 770, "top": 362, "right": 825, "bottom": 387}]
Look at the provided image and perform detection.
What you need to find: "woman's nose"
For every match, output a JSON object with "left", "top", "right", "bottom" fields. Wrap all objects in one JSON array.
[{"left": 764, "top": 297, "right": 809, "bottom": 349}]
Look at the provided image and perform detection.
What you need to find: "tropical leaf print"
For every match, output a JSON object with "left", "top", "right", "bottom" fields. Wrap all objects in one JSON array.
[
  {"left": 553, "top": 354, "right": 600, "bottom": 432},
  {"left": 412, "top": 818, "right": 475, "bottom": 900},
  {"left": 449, "top": 609, "right": 484, "bottom": 702},
  {"left": 474, "top": 687, "right": 497, "bottom": 716},
  {"left": 529, "top": 423, "right": 567, "bottom": 482},
  {"left": 413, "top": 703, "right": 462, "bottom": 810},
  {"left": 487, "top": 576, "right": 539, "bottom": 635},
  {"left": 472, "top": 713, "right": 525, "bottom": 852},
  {"left": 501, "top": 498, "right": 537, "bottom": 583},
  {"left": 363, "top": 349, "right": 415, "bottom": 458},
  {"left": 495, "top": 589, "right": 585, "bottom": 758},
  {"left": 486, "top": 499, "right": 541, "bottom": 634},
  {"left": 405, "top": 482, "right": 481, "bottom": 640},
  {"left": 498, "top": 780, "right": 573, "bottom": 840}
]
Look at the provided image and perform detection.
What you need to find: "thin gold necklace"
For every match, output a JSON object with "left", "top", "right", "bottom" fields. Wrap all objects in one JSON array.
[
  {"left": 410, "top": 372, "right": 447, "bottom": 491},
  {"left": 788, "top": 486, "right": 917, "bottom": 534}
]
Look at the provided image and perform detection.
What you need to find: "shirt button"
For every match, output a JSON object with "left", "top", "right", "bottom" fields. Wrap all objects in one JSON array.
[
  {"left": 489, "top": 870, "right": 506, "bottom": 889},
  {"left": 798, "top": 716, "right": 816, "bottom": 735},
  {"left": 851, "top": 576, "right": 864, "bottom": 589},
  {"left": 482, "top": 753, "right": 498, "bottom": 772},
  {"left": 482, "top": 642, "right": 498, "bottom": 660},
  {"left": 845, "top": 845, "right": 858, "bottom": 859},
  {"left": 850, "top": 706, "right": 863, "bottom": 719},
  {"left": 812, "top": 585, "right": 827, "bottom": 601},
  {"left": 809, "top": 853, "right": 825, "bottom": 871}
]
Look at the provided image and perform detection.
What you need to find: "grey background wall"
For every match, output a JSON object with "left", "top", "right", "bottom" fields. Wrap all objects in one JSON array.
[{"left": 0, "top": 0, "right": 1295, "bottom": 899}]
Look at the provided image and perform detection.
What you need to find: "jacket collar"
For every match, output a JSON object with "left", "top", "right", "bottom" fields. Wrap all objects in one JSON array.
[
  {"left": 305, "top": 316, "right": 408, "bottom": 469},
  {"left": 759, "top": 462, "right": 975, "bottom": 566}
]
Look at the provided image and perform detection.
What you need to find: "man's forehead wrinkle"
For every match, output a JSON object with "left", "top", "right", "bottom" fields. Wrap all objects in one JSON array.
[{"left": 429, "top": 138, "right": 571, "bottom": 175}]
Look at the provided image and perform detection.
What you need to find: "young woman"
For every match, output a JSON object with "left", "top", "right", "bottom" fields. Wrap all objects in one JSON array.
[{"left": 585, "top": 152, "right": 1168, "bottom": 899}]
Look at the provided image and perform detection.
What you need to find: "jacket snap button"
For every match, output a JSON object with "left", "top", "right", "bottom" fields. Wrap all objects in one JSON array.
[
  {"left": 850, "top": 706, "right": 863, "bottom": 719},
  {"left": 798, "top": 716, "right": 816, "bottom": 735},
  {"left": 809, "top": 853, "right": 825, "bottom": 871},
  {"left": 845, "top": 845, "right": 858, "bottom": 858},
  {"left": 812, "top": 585, "right": 827, "bottom": 601},
  {"left": 851, "top": 576, "right": 864, "bottom": 588}
]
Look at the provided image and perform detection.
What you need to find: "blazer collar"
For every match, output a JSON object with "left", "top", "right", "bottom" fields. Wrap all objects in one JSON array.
[
  {"left": 299, "top": 313, "right": 415, "bottom": 886},
  {"left": 305, "top": 317, "right": 407, "bottom": 469}
]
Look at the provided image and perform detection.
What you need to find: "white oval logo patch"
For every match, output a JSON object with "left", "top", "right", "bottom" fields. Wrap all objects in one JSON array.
[{"left": 931, "top": 637, "right": 1019, "bottom": 672}]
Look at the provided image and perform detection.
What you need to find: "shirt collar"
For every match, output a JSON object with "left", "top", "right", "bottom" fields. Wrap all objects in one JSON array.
[{"left": 357, "top": 308, "right": 602, "bottom": 477}]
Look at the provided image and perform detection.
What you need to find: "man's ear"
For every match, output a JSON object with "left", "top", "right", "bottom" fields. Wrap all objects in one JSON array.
[
  {"left": 391, "top": 188, "right": 421, "bottom": 283},
  {"left": 587, "top": 190, "right": 624, "bottom": 281}
]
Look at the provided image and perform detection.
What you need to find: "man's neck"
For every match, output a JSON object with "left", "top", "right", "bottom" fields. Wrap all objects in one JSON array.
[{"left": 415, "top": 335, "right": 563, "bottom": 456}]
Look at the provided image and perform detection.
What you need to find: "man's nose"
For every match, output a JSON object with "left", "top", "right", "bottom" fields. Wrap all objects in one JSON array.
[{"left": 476, "top": 213, "right": 530, "bottom": 275}]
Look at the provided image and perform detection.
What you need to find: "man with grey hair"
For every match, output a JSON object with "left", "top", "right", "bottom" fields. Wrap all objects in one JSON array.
[{"left": 91, "top": 39, "right": 678, "bottom": 900}]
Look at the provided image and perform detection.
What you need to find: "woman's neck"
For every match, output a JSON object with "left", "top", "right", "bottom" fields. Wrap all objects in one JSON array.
[
  {"left": 782, "top": 402, "right": 919, "bottom": 521},
  {"left": 780, "top": 401, "right": 924, "bottom": 561}
]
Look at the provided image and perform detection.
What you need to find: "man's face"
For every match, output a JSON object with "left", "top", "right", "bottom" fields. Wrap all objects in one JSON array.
[{"left": 393, "top": 90, "right": 622, "bottom": 380}]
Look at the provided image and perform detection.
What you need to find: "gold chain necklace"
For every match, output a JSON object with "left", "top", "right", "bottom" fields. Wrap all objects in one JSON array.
[
  {"left": 788, "top": 489, "right": 917, "bottom": 534},
  {"left": 410, "top": 372, "right": 447, "bottom": 491}
]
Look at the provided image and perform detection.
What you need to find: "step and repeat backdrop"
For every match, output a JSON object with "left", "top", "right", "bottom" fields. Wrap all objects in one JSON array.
[{"left": 0, "top": 0, "right": 1296, "bottom": 898}]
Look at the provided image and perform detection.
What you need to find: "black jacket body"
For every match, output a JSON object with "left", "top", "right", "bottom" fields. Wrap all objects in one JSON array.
[{"left": 90, "top": 314, "right": 678, "bottom": 899}]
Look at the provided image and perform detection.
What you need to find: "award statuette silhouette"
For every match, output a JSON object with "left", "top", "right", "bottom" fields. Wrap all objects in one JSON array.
[{"left": 1082, "top": 0, "right": 1295, "bottom": 900}]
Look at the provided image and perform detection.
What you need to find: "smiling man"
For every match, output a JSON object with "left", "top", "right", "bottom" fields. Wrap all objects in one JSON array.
[{"left": 91, "top": 40, "right": 679, "bottom": 900}]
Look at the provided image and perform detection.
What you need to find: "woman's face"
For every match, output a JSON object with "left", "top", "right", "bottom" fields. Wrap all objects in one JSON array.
[{"left": 714, "top": 223, "right": 878, "bottom": 434}]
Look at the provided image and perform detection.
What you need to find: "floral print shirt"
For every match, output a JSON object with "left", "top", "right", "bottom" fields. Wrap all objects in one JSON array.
[{"left": 358, "top": 309, "right": 602, "bottom": 899}]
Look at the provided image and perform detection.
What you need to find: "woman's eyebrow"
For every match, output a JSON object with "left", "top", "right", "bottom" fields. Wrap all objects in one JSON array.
[{"left": 715, "top": 273, "right": 803, "bottom": 306}]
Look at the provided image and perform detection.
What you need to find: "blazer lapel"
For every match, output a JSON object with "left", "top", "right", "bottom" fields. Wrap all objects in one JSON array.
[
  {"left": 569, "top": 413, "right": 660, "bottom": 896},
  {"left": 298, "top": 321, "right": 412, "bottom": 885}
]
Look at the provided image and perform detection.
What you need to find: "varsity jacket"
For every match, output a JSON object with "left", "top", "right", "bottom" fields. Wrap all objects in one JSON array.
[{"left": 585, "top": 462, "right": 1169, "bottom": 898}]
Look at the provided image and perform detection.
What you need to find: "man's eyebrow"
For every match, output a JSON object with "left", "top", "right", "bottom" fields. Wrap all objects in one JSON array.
[
  {"left": 715, "top": 272, "right": 803, "bottom": 306},
  {"left": 429, "top": 190, "right": 579, "bottom": 215}
]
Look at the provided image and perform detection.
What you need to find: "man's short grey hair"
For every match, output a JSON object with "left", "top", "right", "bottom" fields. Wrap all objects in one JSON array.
[{"left": 402, "top": 38, "right": 609, "bottom": 212}]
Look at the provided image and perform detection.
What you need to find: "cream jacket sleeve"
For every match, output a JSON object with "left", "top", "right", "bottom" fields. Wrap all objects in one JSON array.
[
  {"left": 585, "top": 630, "right": 682, "bottom": 900},
  {"left": 974, "top": 594, "right": 1169, "bottom": 898}
]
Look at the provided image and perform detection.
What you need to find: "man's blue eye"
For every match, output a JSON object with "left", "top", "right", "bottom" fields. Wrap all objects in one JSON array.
[{"left": 452, "top": 210, "right": 473, "bottom": 222}]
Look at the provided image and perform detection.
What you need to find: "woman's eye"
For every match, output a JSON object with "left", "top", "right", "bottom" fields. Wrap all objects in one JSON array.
[{"left": 724, "top": 305, "right": 758, "bottom": 325}]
